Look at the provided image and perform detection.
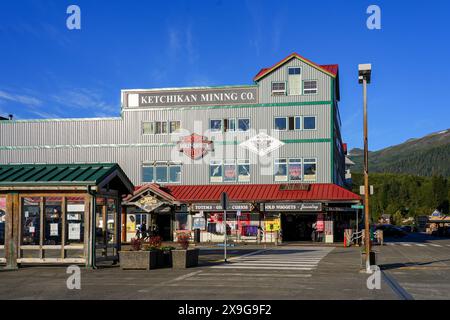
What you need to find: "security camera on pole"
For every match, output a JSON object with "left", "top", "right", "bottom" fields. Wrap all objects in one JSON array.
[{"left": 358, "top": 63, "right": 374, "bottom": 273}]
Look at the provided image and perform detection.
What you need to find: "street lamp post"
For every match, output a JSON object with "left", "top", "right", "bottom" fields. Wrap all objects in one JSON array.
[{"left": 358, "top": 63, "right": 372, "bottom": 272}]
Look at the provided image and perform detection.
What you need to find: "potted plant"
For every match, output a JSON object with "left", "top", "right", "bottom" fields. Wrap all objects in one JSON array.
[
  {"left": 143, "top": 236, "right": 164, "bottom": 267},
  {"left": 171, "top": 232, "right": 199, "bottom": 269},
  {"left": 119, "top": 238, "right": 159, "bottom": 270}
]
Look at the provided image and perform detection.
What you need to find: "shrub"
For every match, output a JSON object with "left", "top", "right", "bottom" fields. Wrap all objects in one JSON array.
[
  {"left": 130, "top": 238, "right": 142, "bottom": 251},
  {"left": 177, "top": 232, "right": 191, "bottom": 250}
]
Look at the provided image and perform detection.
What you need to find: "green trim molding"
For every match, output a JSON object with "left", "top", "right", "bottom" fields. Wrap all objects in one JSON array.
[{"left": 0, "top": 138, "right": 331, "bottom": 151}]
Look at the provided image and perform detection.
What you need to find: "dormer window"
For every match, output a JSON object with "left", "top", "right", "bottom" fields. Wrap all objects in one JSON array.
[
  {"left": 271, "top": 82, "right": 286, "bottom": 95},
  {"left": 288, "top": 67, "right": 301, "bottom": 95}
]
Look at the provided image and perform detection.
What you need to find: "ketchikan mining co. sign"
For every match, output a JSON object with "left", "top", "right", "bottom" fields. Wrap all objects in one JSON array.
[{"left": 126, "top": 86, "right": 258, "bottom": 108}]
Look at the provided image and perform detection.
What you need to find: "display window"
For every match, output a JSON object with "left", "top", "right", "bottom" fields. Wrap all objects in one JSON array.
[
  {"left": 22, "top": 197, "right": 41, "bottom": 245},
  {"left": 66, "top": 197, "right": 85, "bottom": 245},
  {"left": 0, "top": 197, "right": 6, "bottom": 246},
  {"left": 175, "top": 212, "right": 189, "bottom": 230},
  {"left": 44, "top": 197, "right": 62, "bottom": 245},
  {"left": 107, "top": 198, "right": 116, "bottom": 244},
  {"left": 288, "top": 159, "right": 302, "bottom": 181}
]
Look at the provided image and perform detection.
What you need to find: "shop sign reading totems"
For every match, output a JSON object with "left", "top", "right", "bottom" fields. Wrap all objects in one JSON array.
[{"left": 126, "top": 87, "right": 258, "bottom": 108}]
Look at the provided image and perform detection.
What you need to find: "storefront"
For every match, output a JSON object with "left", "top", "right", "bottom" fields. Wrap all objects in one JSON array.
[
  {"left": 161, "top": 182, "right": 361, "bottom": 244},
  {"left": 0, "top": 163, "right": 133, "bottom": 268}
]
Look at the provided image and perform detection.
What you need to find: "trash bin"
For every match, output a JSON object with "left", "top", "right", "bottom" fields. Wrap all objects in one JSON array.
[{"left": 194, "top": 228, "right": 201, "bottom": 243}]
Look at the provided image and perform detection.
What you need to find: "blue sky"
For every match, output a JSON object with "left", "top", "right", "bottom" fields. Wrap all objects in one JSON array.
[{"left": 0, "top": 0, "right": 449, "bottom": 151}]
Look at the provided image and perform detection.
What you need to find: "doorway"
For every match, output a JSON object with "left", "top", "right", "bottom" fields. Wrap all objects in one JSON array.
[
  {"left": 281, "top": 213, "right": 317, "bottom": 241},
  {"left": 156, "top": 214, "right": 172, "bottom": 241}
]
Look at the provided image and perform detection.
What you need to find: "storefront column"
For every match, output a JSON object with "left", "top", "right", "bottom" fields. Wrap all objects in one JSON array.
[{"left": 5, "top": 193, "right": 19, "bottom": 270}]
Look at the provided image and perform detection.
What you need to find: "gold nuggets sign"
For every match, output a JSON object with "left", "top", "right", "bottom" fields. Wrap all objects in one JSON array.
[{"left": 127, "top": 87, "right": 258, "bottom": 108}]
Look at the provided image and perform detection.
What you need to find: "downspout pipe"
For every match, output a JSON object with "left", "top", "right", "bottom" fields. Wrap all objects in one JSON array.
[{"left": 87, "top": 185, "right": 97, "bottom": 269}]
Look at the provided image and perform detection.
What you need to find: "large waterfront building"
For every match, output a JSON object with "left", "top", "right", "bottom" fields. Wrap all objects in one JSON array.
[{"left": 0, "top": 53, "right": 361, "bottom": 246}]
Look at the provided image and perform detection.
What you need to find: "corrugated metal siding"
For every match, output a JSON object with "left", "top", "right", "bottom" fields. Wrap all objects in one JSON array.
[{"left": 0, "top": 58, "right": 335, "bottom": 186}]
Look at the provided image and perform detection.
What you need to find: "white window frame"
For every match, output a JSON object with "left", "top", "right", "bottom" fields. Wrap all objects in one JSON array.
[
  {"left": 271, "top": 81, "right": 286, "bottom": 96},
  {"left": 294, "top": 116, "right": 302, "bottom": 131},
  {"left": 168, "top": 162, "right": 182, "bottom": 183},
  {"left": 274, "top": 117, "right": 288, "bottom": 131},
  {"left": 303, "top": 158, "right": 317, "bottom": 182},
  {"left": 223, "top": 159, "right": 237, "bottom": 182},
  {"left": 154, "top": 121, "right": 169, "bottom": 135},
  {"left": 274, "top": 158, "right": 288, "bottom": 182},
  {"left": 209, "top": 160, "right": 223, "bottom": 183},
  {"left": 237, "top": 118, "right": 250, "bottom": 132},
  {"left": 303, "top": 80, "right": 318, "bottom": 95},
  {"left": 210, "top": 119, "right": 223, "bottom": 132},
  {"left": 169, "top": 120, "right": 182, "bottom": 134},
  {"left": 141, "top": 164, "right": 155, "bottom": 183},
  {"left": 287, "top": 67, "right": 302, "bottom": 96},
  {"left": 237, "top": 159, "right": 250, "bottom": 182},
  {"left": 303, "top": 116, "right": 317, "bottom": 131},
  {"left": 288, "top": 158, "right": 303, "bottom": 182},
  {"left": 154, "top": 162, "right": 169, "bottom": 183},
  {"left": 224, "top": 118, "right": 236, "bottom": 132}
]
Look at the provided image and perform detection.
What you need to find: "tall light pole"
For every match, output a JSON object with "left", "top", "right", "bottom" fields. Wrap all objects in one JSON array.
[{"left": 358, "top": 63, "right": 372, "bottom": 272}]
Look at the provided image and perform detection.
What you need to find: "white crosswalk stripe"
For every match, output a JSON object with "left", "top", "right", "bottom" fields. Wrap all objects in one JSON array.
[
  {"left": 384, "top": 242, "right": 448, "bottom": 247},
  {"left": 211, "top": 246, "right": 333, "bottom": 271}
]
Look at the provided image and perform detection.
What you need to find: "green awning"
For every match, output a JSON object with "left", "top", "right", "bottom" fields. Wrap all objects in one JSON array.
[{"left": 0, "top": 163, "right": 134, "bottom": 193}]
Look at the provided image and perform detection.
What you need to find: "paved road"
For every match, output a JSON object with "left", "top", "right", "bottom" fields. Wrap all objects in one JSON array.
[
  {"left": 0, "top": 245, "right": 396, "bottom": 300},
  {"left": 378, "top": 232, "right": 450, "bottom": 300}
]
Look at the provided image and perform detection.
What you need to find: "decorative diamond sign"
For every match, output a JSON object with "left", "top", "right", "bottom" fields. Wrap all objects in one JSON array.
[
  {"left": 239, "top": 132, "right": 284, "bottom": 156},
  {"left": 134, "top": 195, "right": 163, "bottom": 213}
]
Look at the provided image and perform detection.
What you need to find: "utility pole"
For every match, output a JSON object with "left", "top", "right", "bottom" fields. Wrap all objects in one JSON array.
[{"left": 358, "top": 64, "right": 372, "bottom": 272}]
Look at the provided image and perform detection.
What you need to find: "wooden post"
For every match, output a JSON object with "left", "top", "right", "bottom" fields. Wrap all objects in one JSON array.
[
  {"left": 39, "top": 197, "right": 44, "bottom": 259},
  {"left": 84, "top": 194, "right": 91, "bottom": 268},
  {"left": 5, "top": 193, "right": 19, "bottom": 269}
]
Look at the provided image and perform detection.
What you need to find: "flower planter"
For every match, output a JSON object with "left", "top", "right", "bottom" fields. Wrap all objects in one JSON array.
[
  {"left": 171, "top": 248, "right": 199, "bottom": 269},
  {"left": 161, "top": 250, "right": 173, "bottom": 267},
  {"left": 119, "top": 250, "right": 158, "bottom": 270}
]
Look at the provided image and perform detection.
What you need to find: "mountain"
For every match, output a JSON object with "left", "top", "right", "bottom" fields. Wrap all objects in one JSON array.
[{"left": 349, "top": 129, "right": 450, "bottom": 177}]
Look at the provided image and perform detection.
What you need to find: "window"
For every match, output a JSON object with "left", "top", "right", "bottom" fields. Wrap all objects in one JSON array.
[
  {"left": 304, "top": 158, "right": 317, "bottom": 181},
  {"left": 238, "top": 118, "right": 250, "bottom": 131},
  {"left": 0, "top": 197, "right": 6, "bottom": 245},
  {"left": 210, "top": 161, "right": 223, "bottom": 182},
  {"left": 169, "top": 163, "right": 182, "bottom": 183},
  {"left": 274, "top": 159, "right": 288, "bottom": 182},
  {"left": 169, "top": 121, "right": 181, "bottom": 134},
  {"left": 288, "top": 67, "right": 302, "bottom": 95},
  {"left": 274, "top": 117, "right": 287, "bottom": 131},
  {"left": 44, "top": 197, "right": 63, "bottom": 245},
  {"left": 271, "top": 82, "right": 286, "bottom": 95},
  {"left": 142, "top": 165, "right": 154, "bottom": 183},
  {"left": 155, "top": 121, "right": 168, "bottom": 134},
  {"left": 66, "top": 197, "right": 85, "bottom": 244},
  {"left": 303, "top": 80, "right": 318, "bottom": 94},
  {"left": 224, "top": 118, "right": 235, "bottom": 132},
  {"left": 295, "top": 116, "right": 302, "bottom": 130},
  {"left": 210, "top": 119, "right": 222, "bottom": 132},
  {"left": 288, "top": 159, "right": 302, "bottom": 181},
  {"left": 155, "top": 163, "right": 168, "bottom": 183},
  {"left": 237, "top": 160, "right": 250, "bottom": 182},
  {"left": 223, "top": 160, "right": 237, "bottom": 182},
  {"left": 22, "top": 197, "right": 41, "bottom": 245},
  {"left": 142, "top": 122, "right": 154, "bottom": 134},
  {"left": 304, "top": 116, "right": 316, "bottom": 130},
  {"left": 175, "top": 213, "right": 189, "bottom": 231}
]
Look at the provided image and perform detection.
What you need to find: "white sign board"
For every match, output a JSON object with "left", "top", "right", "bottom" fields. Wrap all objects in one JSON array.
[
  {"left": 68, "top": 223, "right": 81, "bottom": 240},
  {"left": 50, "top": 223, "right": 59, "bottom": 236},
  {"left": 67, "top": 204, "right": 85, "bottom": 212},
  {"left": 360, "top": 185, "right": 374, "bottom": 195}
]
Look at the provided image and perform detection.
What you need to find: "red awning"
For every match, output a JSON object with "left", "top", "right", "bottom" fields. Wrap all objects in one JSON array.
[{"left": 162, "top": 183, "right": 360, "bottom": 203}]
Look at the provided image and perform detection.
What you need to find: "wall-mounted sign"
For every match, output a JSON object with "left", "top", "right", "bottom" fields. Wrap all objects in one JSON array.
[
  {"left": 262, "top": 202, "right": 322, "bottom": 212},
  {"left": 192, "top": 203, "right": 253, "bottom": 212},
  {"left": 178, "top": 133, "right": 214, "bottom": 160},
  {"left": 265, "top": 217, "right": 281, "bottom": 231},
  {"left": 68, "top": 223, "right": 81, "bottom": 240},
  {"left": 279, "top": 184, "right": 311, "bottom": 191},
  {"left": 192, "top": 217, "right": 206, "bottom": 230},
  {"left": 127, "top": 87, "right": 258, "bottom": 108},
  {"left": 67, "top": 204, "right": 85, "bottom": 212},
  {"left": 134, "top": 195, "right": 163, "bottom": 213}
]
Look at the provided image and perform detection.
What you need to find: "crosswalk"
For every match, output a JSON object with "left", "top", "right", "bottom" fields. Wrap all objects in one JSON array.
[
  {"left": 210, "top": 246, "right": 333, "bottom": 271},
  {"left": 385, "top": 242, "right": 450, "bottom": 247}
]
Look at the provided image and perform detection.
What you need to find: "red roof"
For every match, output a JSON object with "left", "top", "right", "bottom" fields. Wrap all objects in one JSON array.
[
  {"left": 254, "top": 53, "right": 338, "bottom": 81},
  {"left": 163, "top": 183, "right": 360, "bottom": 203}
]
